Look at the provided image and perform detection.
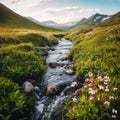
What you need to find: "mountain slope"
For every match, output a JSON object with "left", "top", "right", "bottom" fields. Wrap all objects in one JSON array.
[
  {"left": 98, "top": 11, "right": 120, "bottom": 26},
  {"left": 72, "top": 13, "right": 110, "bottom": 29},
  {"left": 0, "top": 3, "right": 58, "bottom": 31}
]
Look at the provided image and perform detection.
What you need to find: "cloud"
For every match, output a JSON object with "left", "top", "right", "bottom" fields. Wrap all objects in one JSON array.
[
  {"left": 32, "top": 6, "right": 100, "bottom": 23},
  {"left": 11, "top": 0, "right": 22, "bottom": 4},
  {"left": 0, "top": 0, "right": 101, "bottom": 23},
  {"left": 1, "top": 0, "right": 52, "bottom": 5}
]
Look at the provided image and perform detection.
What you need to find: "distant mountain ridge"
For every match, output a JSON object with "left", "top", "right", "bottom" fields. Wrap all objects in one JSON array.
[
  {"left": 27, "top": 17, "right": 79, "bottom": 30},
  {"left": 0, "top": 3, "right": 58, "bottom": 31}
]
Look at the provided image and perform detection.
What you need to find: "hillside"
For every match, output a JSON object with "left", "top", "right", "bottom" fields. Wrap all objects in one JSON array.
[
  {"left": 98, "top": 11, "right": 120, "bottom": 26},
  {"left": 0, "top": 3, "right": 59, "bottom": 31},
  {"left": 65, "top": 11, "right": 120, "bottom": 119}
]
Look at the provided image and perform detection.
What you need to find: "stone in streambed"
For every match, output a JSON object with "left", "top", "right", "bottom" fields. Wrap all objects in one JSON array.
[
  {"left": 65, "top": 69, "right": 75, "bottom": 75},
  {"left": 45, "top": 86, "right": 59, "bottom": 96},
  {"left": 49, "top": 62, "right": 57, "bottom": 68},
  {"left": 23, "top": 81, "right": 34, "bottom": 93}
]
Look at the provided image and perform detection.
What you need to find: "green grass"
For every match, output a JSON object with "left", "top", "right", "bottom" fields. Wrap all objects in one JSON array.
[
  {"left": 66, "top": 24, "right": 120, "bottom": 78},
  {"left": 64, "top": 22, "right": 120, "bottom": 119}
]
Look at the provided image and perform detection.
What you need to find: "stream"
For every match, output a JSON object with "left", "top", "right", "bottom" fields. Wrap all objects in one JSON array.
[{"left": 32, "top": 37, "right": 74, "bottom": 120}]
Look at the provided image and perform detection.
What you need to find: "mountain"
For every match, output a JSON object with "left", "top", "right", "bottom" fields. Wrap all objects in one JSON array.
[
  {"left": 98, "top": 11, "right": 120, "bottom": 26},
  {"left": 40, "top": 20, "right": 79, "bottom": 30},
  {"left": 26, "top": 17, "right": 42, "bottom": 25},
  {"left": 27, "top": 18, "right": 79, "bottom": 30},
  {"left": 40, "top": 20, "right": 57, "bottom": 26},
  {"left": 72, "top": 13, "right": 111, "bottom": 29},
  {"left": 0, "top": 3, "right": 58, "bottom": 31}
]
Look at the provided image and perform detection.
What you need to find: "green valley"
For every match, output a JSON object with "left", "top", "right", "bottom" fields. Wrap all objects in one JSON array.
[{"left": 0, "top": 1, "right": 120, "bottom": 120}]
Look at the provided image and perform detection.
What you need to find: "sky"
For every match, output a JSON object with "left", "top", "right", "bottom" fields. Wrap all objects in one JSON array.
[{"left": 0, "top": 0, "right": 120, "bottom": 23}]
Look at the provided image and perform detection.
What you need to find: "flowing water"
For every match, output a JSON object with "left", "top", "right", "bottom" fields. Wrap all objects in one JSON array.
[{"left": 32, "top": 37, "right": 74, "bottom": 120}]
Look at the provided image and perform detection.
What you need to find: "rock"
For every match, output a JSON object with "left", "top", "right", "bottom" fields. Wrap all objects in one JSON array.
[
  {"left": 40, "top": 51, "right": 48, "bottom": 56},
  {"left": 46, "top": 86, "right": 59, "bottom": 95},
  {"left": 34, "top": 86, "right": 40, "bottom": 92},
  {"left": 65, "top": 69, "right": 75, "bottom": 75},
  {"left": 49, "top": 62, "right": 57, "bottom": 68},
  {"left": 23, "top": 81, "right": 34, "bottom": 93},
  {"left": 49, "top": 47, "right": 55, "bottom": 51}
]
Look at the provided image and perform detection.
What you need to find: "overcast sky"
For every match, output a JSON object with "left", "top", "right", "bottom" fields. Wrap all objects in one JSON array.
[{"left": 0, "top": 0, "right": 120, "bottom": 23}]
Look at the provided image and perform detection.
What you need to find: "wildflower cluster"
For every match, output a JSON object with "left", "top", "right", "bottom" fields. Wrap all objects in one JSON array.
[{"left": 81, "top": 71, "right": 119, "bottom": 119}]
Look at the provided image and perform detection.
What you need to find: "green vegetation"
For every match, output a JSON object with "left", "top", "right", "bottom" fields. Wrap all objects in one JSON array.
[
  {"left": 0, "top": 43, "right": 47, "bottom": 82},
  {"left": 0, "top": 77, "right": 33, "bottom": 120},
  {"left": 0, "top": 3, "right": 62, "bottom": 120},
  {"left": 66, "top": 25, "right": 120, "bottom": 78},
  {"left": 64, "top": 12, "right": 120, "bottom": 119},
  {"left": 0, "top": 33, "right": 59, "bottom": 119},
  {"left": 0, "top": 2, "right": 120, "bottom": 120},
  {"left": 64, "top": 72, "right": 119, "bottom": 120}
]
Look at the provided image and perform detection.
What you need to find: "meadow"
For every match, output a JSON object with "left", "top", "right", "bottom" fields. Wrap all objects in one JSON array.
[{"left": 64, "top": 23, "right": 120, "bottom": 119}]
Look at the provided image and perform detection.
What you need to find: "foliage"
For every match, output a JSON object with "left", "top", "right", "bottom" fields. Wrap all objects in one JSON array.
[
  {"left": 18, "top": 33, "right": 48, "bottom": 46},
  {"left": 0, "top": 36, "right": 21, "bottom": 47},
  {"left": 0, "top": 77, "right": 33, "bottom": 120},
  {"left": 65, "top": 23, "right": 120, "bottom": 120},
  {"left": 64, "top": 71, "right": 120, "bottom": 120},
  {"left": 67, "top": 25, "right": 120, "bottom": 78},
  {"left": 0, "top": 43, "right": 46, "bottom": 82}
]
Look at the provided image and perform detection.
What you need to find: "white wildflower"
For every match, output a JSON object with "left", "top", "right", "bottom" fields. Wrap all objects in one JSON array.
[
  {"left": 98, "top": 76, "right": 102, "bottom": 81},
  {"left": 97, "top": 97, "right": 100, "bottom": 101},
  {"left": 105, "top": 88, "right": 109, "bottom": 92},
  {"left": 88, "top": 71, "right": 93, "bottom": 77},
  {"left": 109, "top": 96, "right": 114, "bottom": 100},
  {"left": 104, "top": 75, "right": 110, "bottom": 79},
  {"left": 84, "top": 85, "right": 87, "bottom": 88},
  {"left": 112, "top": 109, "right": 117, "bottom": 114},
  {"left": 72, "top": 97, "right": 77, "bottom": 103},
  {"left": 104, "top": 101, "right": 110, "bottom": 106},
  {"left": 113, "top": 87, "right": 118, "bottom": 91},
  {"left": 85, "top": 78, "right": 89, "bottom": 82},
  {"left": 104, "top": 82, "right": 108, "bottom": 85},
  {"left": 88, "top": 88, "right": 97, "bottom": 95},
  {"left": 89, "top": 96, "right": 94, "bottom": 100},
  {"left": 98, "top": 85, "right": 104, "bottom": 90}
]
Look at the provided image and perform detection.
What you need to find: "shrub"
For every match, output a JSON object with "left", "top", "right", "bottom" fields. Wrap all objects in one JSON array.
[
  {"left": 0, "top": 36, "right": 21, "bottom": 47},
  {"left": 0, "top": 43, "right": 46, "bottom": 82},
  {"left": 0, "top": 77, "right": 33, "bottom": 120},
  {"left": 17, "top": 33, "right": 58, "bottom": 46}
]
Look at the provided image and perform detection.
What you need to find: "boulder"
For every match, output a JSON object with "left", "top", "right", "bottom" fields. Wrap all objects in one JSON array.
[
  {"left": 65, "top": 69, "right": 75, "bottom": 75},
  {"left": 23, "top": 81, "right": 34, "bottom": 93},
  {"left": 46, "top": 86, "right": 59, "bottom": 95},
  {"left": 49, "top": 62, "right": 57, "bottom": 68}
]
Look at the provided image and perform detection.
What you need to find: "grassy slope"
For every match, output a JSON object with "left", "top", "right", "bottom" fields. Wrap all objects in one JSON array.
[
  {"left": 0, "top": 3, "right": 60, "bottom": 31},
  {"left": 65, "top": 11, "right": 120, "bottom": 120},
  {"left": 66, "top": 11, "right": 120, "bottom": 78}
]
